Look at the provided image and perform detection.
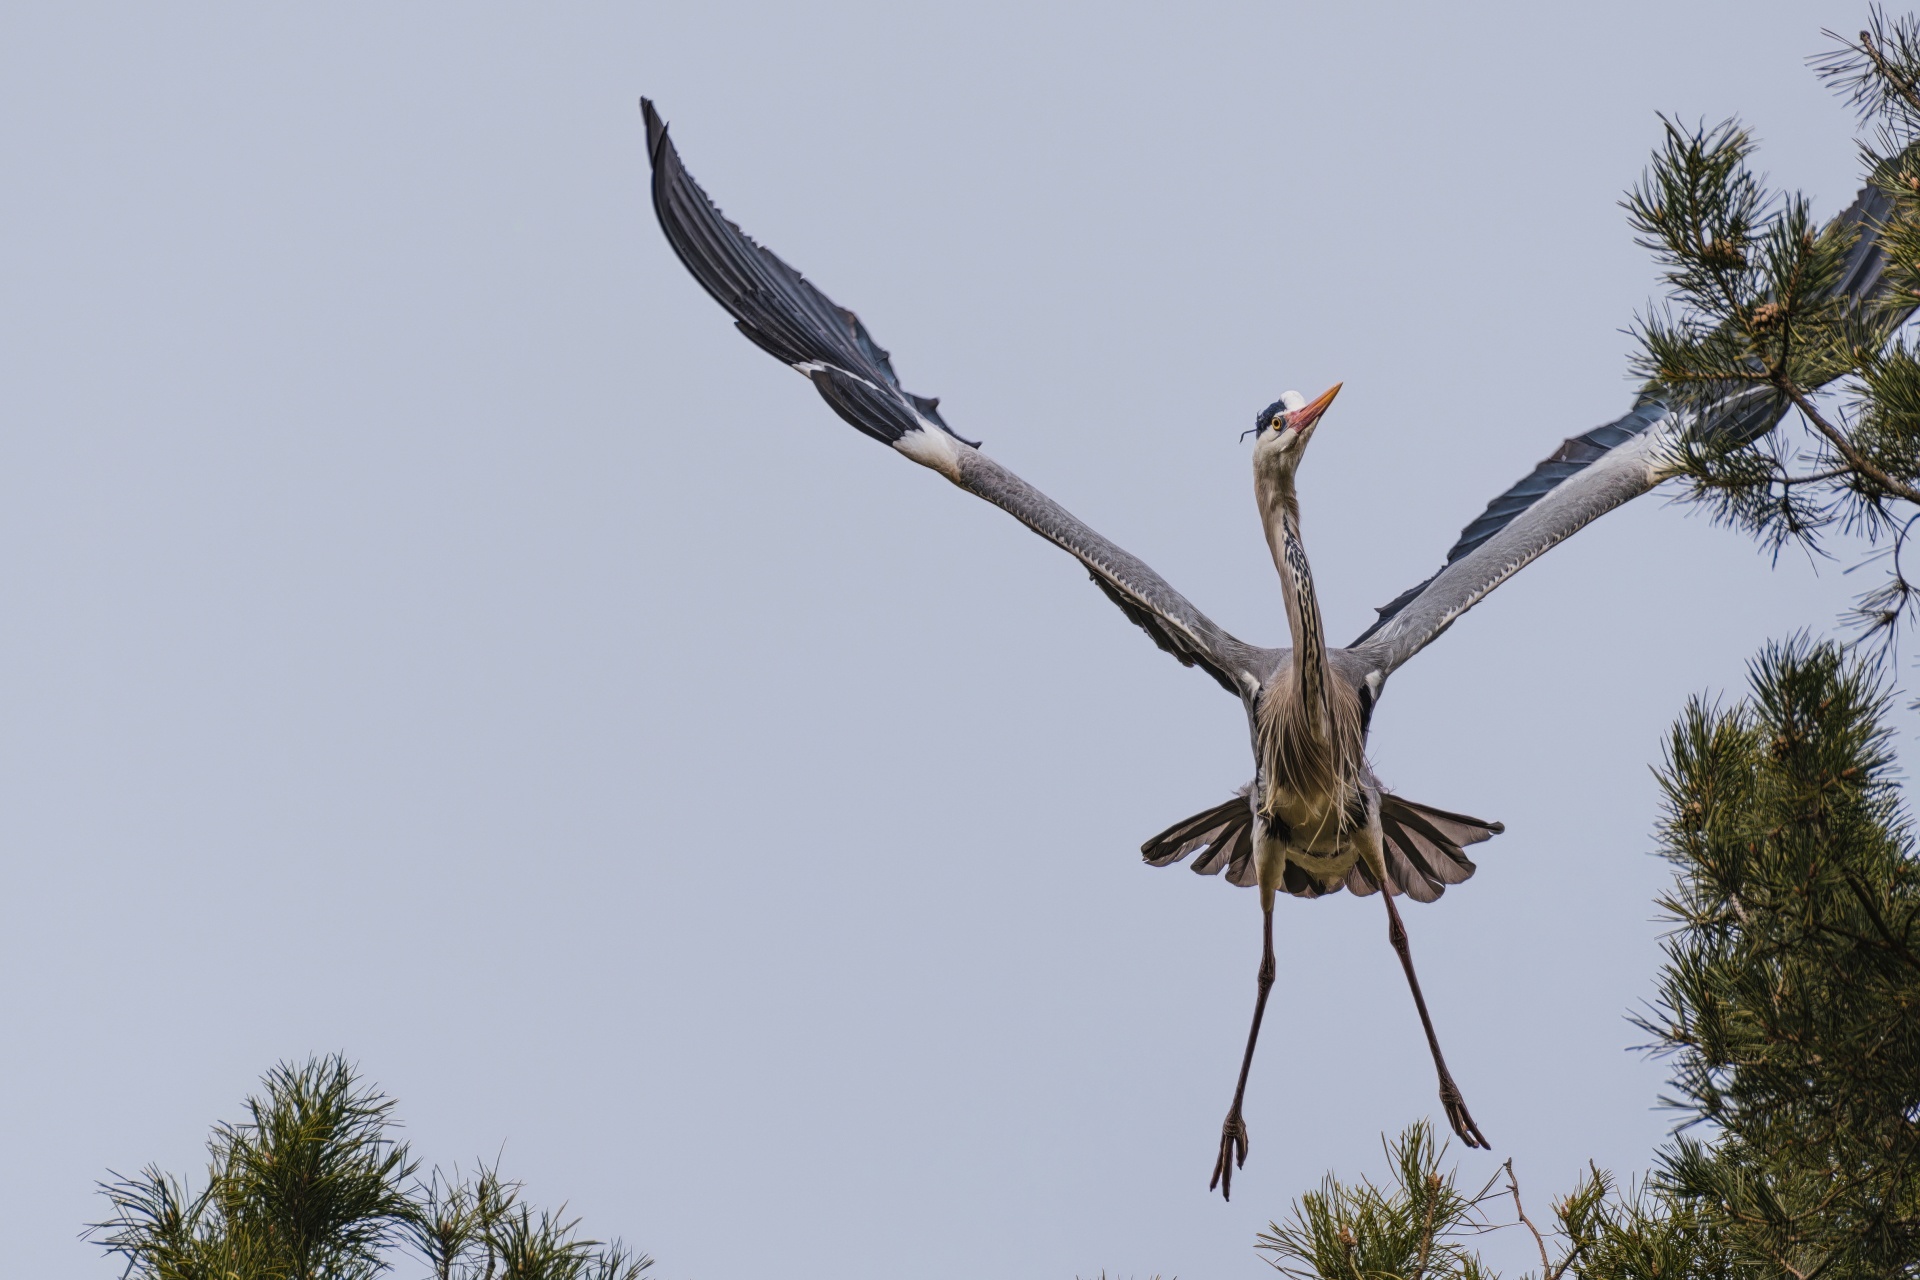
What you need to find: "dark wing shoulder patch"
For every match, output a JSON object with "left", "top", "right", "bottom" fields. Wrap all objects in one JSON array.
[{"left": 1089, "top": 572, "right": 1240, "bottom": 694}]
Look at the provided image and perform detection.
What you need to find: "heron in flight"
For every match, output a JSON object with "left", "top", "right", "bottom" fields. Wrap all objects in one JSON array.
[{"left": 639, "top": 99, "right": 1894, "bottom": 1199}]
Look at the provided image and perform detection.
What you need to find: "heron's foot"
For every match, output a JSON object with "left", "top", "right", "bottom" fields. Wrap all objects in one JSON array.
[
  {"left": 1438, "top": 1074, "right": 1490, "bottom": 1150},
  {"left": 1210, "top": 1110, "right": 1249, "bottom": 1200}
]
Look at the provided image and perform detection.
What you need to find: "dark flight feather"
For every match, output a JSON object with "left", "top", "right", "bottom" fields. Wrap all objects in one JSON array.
[
  {"left": 644, "top": 99, "right": 1279, "bottom": 697},
  {"left": 643, "top": 98, "right": 978, "bottom": 449}
]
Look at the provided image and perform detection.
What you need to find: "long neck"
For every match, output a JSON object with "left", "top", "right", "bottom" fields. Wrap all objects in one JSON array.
[{"left": 1258, "top": 469, "right": 1331, "bottom": 737}]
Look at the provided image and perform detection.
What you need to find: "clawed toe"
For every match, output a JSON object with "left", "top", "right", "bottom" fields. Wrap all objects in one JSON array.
[
  {"left": 1439, "top": 1078, "right": 1490, "bottom": 1149},
  {"left": 1210, "top": 1112, "right": 1249, "bottom": 1200}
]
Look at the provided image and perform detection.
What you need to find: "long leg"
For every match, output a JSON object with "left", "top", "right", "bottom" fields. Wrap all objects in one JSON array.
[
  {"left": 1379, "top": 888, "right": 1489, "bottom": 1149},
  {"left": 1211, "top": 893, "right": 1276, "bottom": 1200}
]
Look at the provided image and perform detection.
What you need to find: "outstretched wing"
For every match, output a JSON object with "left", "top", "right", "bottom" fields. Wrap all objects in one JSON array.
[
  {"left": 1349, "top": 181, "right": 1900, "bottom": 679},
  {"left": 1347, "top": 406, "right": 1684, "bottom": 678},
  {"left": 642, "top": 100, "right": 1278, "bottom": 696}
]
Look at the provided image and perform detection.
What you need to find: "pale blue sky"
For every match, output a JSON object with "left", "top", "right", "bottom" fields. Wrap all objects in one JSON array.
[{"left": 0, "top": 4, "right": 1907, "bottom": 1277}]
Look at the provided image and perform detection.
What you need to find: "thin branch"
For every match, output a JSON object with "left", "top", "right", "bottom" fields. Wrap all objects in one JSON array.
[
  {"left": 1780, "top": 379, "right": 1920, "bottom": 504},
  {"left": 1773, "top": 1253, "right": 1813, "bottom": 1280},
  {"left": 1840, "top": 871, "right": 1920, "bottom": 971},
  {"left": 1858, "top": 27, "right": 1920, "bottom": 119},
  {"left": 1503, "top": 1159, "right": 1554, "bottom": 1279},
  {"left": 1797, "top": 1242, "right": 1845, "bottom": 1280},
  {"left": 1778, "top": 466, "right": 1859, "bottom": 486}
]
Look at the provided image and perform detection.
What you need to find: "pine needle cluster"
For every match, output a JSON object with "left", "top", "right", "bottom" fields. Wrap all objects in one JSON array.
[
  {"left": 88, "top": 1055, "right": 653, "bottom": 1280},
  {"left": 1639, "top": 638, "right": 1920, "bottom": 1279},
  {"left": 1627, "top": 8, "right": 1920, "bottom": 641},
  {"left": 1253, "top": 1122, "right": 1505, "bottom": 1280}
]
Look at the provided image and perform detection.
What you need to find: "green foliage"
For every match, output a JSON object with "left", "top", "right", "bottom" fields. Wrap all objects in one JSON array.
[
  {"left": 91, "top": 1056, "right": 416, "bottom": 1280},
  {"left": 404, "top": 1164, "right": 518, "bottom": 1280},
  {"left": 1254, "top": 1122, "right": 1504, "bottom": 1280},
  {"left": 1639, "top": 638, "right": 1920, "bottom": 1279},
  {"left": 1627, "top": 119, "right": 1874, "bottom": 410},
  {"left": 90, "top": 1055, "right": 653, "bottom": 1280},
  {"left": 1623, "top": 8, "right": 1920, "bottom": 640},
  {"left": 1553, "top": 1188, "right": 1753, "bottom": 1280}
]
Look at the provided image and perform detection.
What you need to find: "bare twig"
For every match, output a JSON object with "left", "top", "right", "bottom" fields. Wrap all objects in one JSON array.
[
  {"left": 1504, "top": 1159, "right": 1555, "bottom": 1278},
  {"left": 1778, "top": 466, "right": 1858, "bottom": 487},
  {"left": 1858, "top": 27, "right": 1920, "bottom": 119}
]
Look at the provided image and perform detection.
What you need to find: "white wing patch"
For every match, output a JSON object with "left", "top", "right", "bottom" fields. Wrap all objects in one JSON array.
[{"left": 893, "top": 423, "right": 965, "bottom": 480}]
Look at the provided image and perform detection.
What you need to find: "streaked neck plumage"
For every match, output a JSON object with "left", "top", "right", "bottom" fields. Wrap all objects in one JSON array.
[
  {"left": 1257, "top": 464, "right": 1330, "bottom": 740},
  {"left": 1252, "top": 450, "right": 1369, "bottom": 840},
  {"left": 1247, "top": 386, "right": 1368, "bottom": 837}
]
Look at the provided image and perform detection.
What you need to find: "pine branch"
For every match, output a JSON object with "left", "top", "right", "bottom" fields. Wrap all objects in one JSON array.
[
  {"left": 1778, "top": 377, "right": 1920, "bottom": 504},
  {"left": 1778, "top": 466, "right": 1858, "bottom": 486},
  {"left": 1839, "top": 870, "right": 1920, "bottom": 972},
  {"left": 1502, "top": 1160, "right": 1554, "bottom": 1278},
  {"left": 1857, "top": 25, "right": 1920, "bottom": 119}
]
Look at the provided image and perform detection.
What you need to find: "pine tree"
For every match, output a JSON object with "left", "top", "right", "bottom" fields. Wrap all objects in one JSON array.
[
  {"left": 89, "top": 1055, "right": 653, "bottom": 1280},
  {"left": 1635, "top": 638, "right": 1920, "bottom": 1278}
]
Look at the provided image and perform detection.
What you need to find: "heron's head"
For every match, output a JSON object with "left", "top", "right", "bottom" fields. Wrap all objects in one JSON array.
[{"left": 1250, "top": 384, "right": 1341, "bottom": 473}]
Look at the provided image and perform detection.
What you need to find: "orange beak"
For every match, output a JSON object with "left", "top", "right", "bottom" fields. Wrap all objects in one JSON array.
[{"left": 1287, "top": 383, "right": 1342, "bottom": 433}]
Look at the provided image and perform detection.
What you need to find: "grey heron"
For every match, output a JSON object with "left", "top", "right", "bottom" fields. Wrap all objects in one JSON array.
[{"left": 639, "top": 99, "right": 1895, "bottom": 1199}]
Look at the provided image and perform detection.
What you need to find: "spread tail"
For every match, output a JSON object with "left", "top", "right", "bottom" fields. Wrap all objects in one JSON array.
[{"left": 1141, "top": 790, "right": 1502, "bottom": 901}]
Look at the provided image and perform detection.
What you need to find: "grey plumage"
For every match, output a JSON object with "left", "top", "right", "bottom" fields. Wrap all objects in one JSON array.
[
  {"left": 646, "top": 98, "right": 1901, "bottom": 853},
  {"left": 953, "top": 450, "right": 1278, "bottom": 695},
  {"left": 1353, "top": 183, "right": 1897, "bottom": 658},
  {"left": 638, "top": 97, "right": 1899, "bottom": 1196}
]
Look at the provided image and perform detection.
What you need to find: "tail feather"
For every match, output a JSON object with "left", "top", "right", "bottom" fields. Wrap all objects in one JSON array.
[{"left": 1142, "top": 789, "right": 1502, "bottom": 902}]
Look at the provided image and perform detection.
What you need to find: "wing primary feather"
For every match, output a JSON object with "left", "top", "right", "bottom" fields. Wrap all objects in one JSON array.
[
  {"left": 1226, "top": 826, "right": 1259, "bottom": 887},
  {"left": 1142, "top": 795, "right": 1249, "bottom": 868},
  {"left": 1382, "top": 795, "right": 1502, "bottom": 847},
  {"left": 641, "top": 98, "right": 979, "bottom": 449},
  {"left": 1378, "top": 794, "right": 1488, "bottom": 894},
  {"left": 644, "top": 99, "right": 1274, "bottom": 696}
]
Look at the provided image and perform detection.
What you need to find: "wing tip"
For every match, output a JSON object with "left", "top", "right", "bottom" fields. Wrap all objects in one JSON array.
[
  {"left": 638, "top": 99, "right": 984, "bottom": 457},
  {"left": 640, "top": 96, "right": 669, "bottom": 163}
]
